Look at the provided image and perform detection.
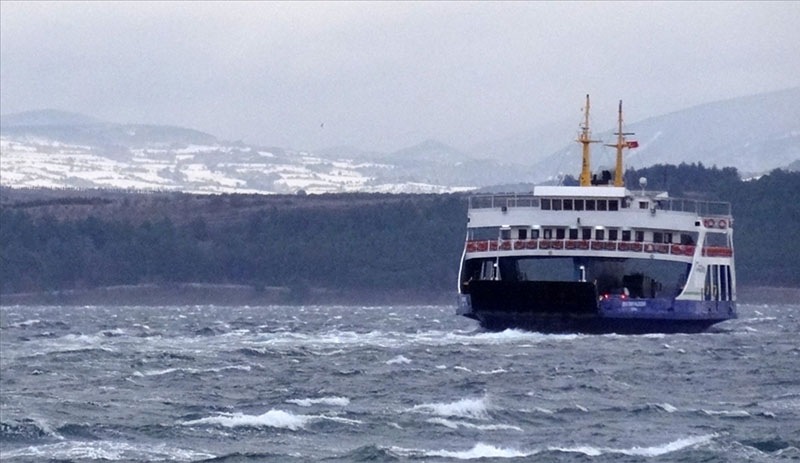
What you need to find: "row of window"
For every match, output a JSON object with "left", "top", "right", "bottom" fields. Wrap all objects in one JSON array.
[
  {"left": 495, "top": 227, "right": 696, "bottom": 245},
  {"left": 541, "top": 198, "right": 629, "bottom": 211}
]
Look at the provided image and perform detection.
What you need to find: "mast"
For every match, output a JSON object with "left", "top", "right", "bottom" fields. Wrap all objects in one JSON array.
[
  {"left": 577, "top": 94, "right": 600, "bottom": 186},
  {"left": 604, "top": 100, "right": 636, "bottom": 187}
]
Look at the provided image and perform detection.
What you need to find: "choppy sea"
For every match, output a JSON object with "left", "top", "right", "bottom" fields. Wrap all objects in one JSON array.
[{"left": 1, "top": 303, "right": 798, "bottom": 462}]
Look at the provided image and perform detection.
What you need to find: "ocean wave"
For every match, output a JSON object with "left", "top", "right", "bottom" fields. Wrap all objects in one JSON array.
[
  {"left": 140, "top": 364, "right": 252, "bottom": 377},
  {"left": 286, "top": 397, "right": 350, "bottom": 407},
  {"left": 409, "top": 396, "right": 490, "bottom": 419},
  {"left": 181, "top": 409, "right": 312, "bottom": 430},
  {"left": 385, "top": 434, "right": 717, "bottom": 460},
  {"left": 426, "top": 417, "right": 523, "bottom": 432},
  {"left": 548, "top": 433, "right": 717, "bottom": 457},
  {"left": 1, "top": 440, "right": 215, "bottom": 461},
  {"left": 701, "top": 409, "right": 752, "bottom": 418},
  {"left": 0, "top": 418, "right": 59, "bottom": 442},
  {"left": 386, "top": 355, "right": 412, "bottom": 365},
  {"left": 393, "top": 442, "right": 532, "bottom": 459}
]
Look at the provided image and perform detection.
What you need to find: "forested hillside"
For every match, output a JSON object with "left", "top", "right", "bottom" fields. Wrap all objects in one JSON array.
[{"left": 1, "top": 165, "right": 798, "bottom": 304}]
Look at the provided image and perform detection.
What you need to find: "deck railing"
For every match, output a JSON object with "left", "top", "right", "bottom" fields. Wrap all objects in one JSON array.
[
  {"left": 464, "top": 239, "right": 733, "bottom": 258},
  {"left": 468, "top": 193, "right": 731, "bottom": 216}
]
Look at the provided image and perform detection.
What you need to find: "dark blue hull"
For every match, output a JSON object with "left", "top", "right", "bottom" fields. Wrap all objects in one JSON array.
[{"left": 458, "top": 280, "right": 736, "bottom": 334}]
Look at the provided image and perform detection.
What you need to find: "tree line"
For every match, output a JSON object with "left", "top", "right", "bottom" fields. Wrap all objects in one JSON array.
[{"left": 1, "top": 164, "right": 798, "bottom": 299}]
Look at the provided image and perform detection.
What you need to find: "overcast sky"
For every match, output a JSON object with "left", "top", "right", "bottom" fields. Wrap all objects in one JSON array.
[{"left": 1, "top": 1, "right": 798, "bottom": 153}]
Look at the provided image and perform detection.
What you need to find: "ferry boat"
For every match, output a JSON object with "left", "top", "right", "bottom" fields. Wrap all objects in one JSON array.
[{"left": 457, "top": 96, "right": 736, "bottom": 334}]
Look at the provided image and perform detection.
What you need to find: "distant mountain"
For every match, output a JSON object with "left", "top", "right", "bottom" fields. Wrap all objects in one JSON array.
[
  {"left": 531, "top": 87, "right": 800, "bottom": 182},
  {"left": 2, "top": 89, "right": 798, "bottom": 194},
  {"left": 0, "top": 109, "right": 218, "bottom": 149},
  {"left": 1, "top": 109, "right": 103, "bottom": 127}
]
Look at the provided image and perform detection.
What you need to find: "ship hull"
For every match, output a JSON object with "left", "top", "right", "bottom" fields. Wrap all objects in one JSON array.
[{"left": 458, "top": 280, "right": 736, "bottom": 334}]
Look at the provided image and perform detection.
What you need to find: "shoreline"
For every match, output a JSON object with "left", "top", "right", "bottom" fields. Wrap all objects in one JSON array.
[
  {"left": 0, "top": 283, "right": 455, "bottom": 307},
  {"left": 1, "top": 283, "right": 797, "bottom": 307}
]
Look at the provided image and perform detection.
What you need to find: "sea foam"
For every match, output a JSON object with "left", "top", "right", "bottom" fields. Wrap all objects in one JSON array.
[
  {"left": 182, "top": 409, "right": 311, "bottom": 430},
  {"left": 411, "top": 396, "right": 490, "bottom": 419}
]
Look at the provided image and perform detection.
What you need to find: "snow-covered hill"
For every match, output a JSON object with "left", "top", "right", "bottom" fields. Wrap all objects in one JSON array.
[{"left": 2, "top": 88, "right": 798, "bottom": 193}]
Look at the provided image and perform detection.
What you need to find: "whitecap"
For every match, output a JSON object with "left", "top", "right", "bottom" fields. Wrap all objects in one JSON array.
[
  {"left": 1, "top": 440, "right": 215, "bottom": 461},
  {"left": 654, "top": 402, "right": 678, "bottom": 413},
  {"left": 410, "top": 396, "right": 490, "bottom": 419},
  {"left": 550, "top": 434, "right": 716, "bottom": 457},
  {"left": 426, "top": 418, "right": 523, "bottom": 432},
  {"left": 287, "top": 397, "right": 350, "bottom": 407},
  {"left": 424, "top": 442, "right": 532, "bottom": 459},
  {"left": 702, "top": 409, "right": 751, "bottom": 418},
  {"left": 182, "top": 409, "right": 311, "bottom": 430},
  {"left": 386, "top": 355, "right": 411, "bottom": 365}
]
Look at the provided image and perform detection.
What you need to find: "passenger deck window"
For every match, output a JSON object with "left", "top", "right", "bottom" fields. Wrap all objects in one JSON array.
[
  {"left": 653, "top": 232, "right": 664, "bottom": 243},
  {"left": 595, "top": 229, "right": 605, "bottom": 240},
  {"left": 544, "top": 229, "right": 552, "bottom": 239},
  {"left": 501, "top": 229, "right": 511, "bottom": 240},
  {"left": 569, "top": 228, "right": 578, "bottom": 239},
  {"left": 608, "top": 229, "right": 618, "bottom": 241},
  {"left": 621, "top": 230, "right": 631, "bottom": 241},
  {"left": 556, "top": 228, "right": 566, "bottom": 239},
  {"left": 518, "top": 229, "right": 528, "bottom": 240},
  {"left": 635, "top": 231, "right": 644, "bottom": 242},
  {"left": 582, "top": 228, "right": 592, "bottom": 240},
  {"left": 531, "top": 229, "right": 540, "bottom": 239}
]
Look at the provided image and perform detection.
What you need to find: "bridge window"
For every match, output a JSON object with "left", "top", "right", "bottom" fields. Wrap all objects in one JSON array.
[
  {"left": 552, "top": 199, "right": 562, "bottom": 210},
  {"left": 541, "top": 198, "right": 551, "bottom": 210},
  {"left": 470, "top": 227, "right": 500, "bottom": 240},
  {"left": 639, "top": 201, "right": 649, "bottom": 209},
  {"left": 597, "top": 200, "right": 608, "bottom": 211},
  {"left": 586, "top": 200, "right": 596, "bottom": 211},
  {"left": 609, "top": 200, "right": 619, "bottom": 211},
  {"left": 574, "top": 199, "right": 584, "bottom": 211},
  {"left": 563, "top": 199, "right": 573, "bottom": 210}
]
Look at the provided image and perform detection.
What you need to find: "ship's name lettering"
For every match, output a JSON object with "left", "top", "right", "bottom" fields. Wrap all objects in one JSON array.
[{"left": 622, "top": 301, "right": 648, "bottom": 308}]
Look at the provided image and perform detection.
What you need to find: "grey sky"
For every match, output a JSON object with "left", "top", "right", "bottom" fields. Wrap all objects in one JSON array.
[{"left": 1, "top": 1, "right": 798, "bottom": 153}]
